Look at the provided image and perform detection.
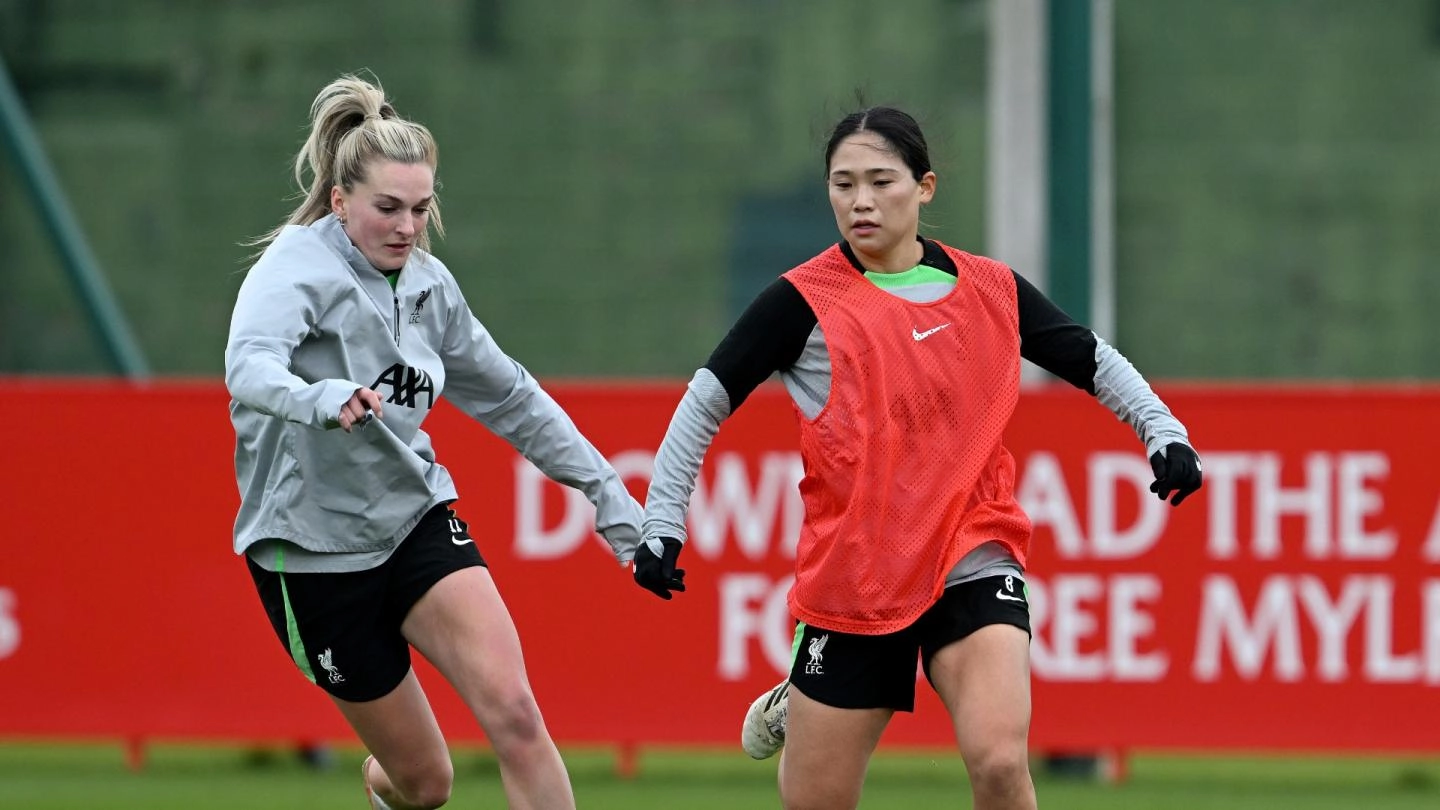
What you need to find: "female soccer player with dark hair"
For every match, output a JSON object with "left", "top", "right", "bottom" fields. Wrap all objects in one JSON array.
[{"left": 633, "top": 106, "right": 1202, "bottom": 809}]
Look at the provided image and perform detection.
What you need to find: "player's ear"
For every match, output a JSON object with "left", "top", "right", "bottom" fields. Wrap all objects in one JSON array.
[
  {"left": 918, "top": 171, "right": 936, "bottom": 205},
  {"left": 331, "top": 186, "right": 347, "bottom": 222}
]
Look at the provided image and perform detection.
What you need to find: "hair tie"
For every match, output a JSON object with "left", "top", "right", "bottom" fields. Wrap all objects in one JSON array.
[{"left": 364, "top": 113, "right": 381, "bottom": 121}]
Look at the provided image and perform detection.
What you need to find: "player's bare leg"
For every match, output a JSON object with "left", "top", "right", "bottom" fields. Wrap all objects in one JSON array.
[
  {"left": 928, "top": 624, "right": 1037, "bottom": 810},
  {"left": 775, "top": 687, "right": 892, "bottom": 810},
  {"left": 331, "top": 670, "right": 453, "bottom": 809},
  {"left": 402, "top": 566, "right": 575, "bottom": 810}
]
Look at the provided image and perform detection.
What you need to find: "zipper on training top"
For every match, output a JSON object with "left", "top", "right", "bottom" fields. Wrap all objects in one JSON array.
[{"left": 392, "top": 296, "right": 401, "bottom": 344}]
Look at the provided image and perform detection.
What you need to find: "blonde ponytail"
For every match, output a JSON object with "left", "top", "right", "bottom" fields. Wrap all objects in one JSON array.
[{"left": 248, "top": 72, "right": 443, "bottom": 252}]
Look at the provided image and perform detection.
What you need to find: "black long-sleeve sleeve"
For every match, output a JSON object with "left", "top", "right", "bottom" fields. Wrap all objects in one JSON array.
[
  {"left": 1012, "top": 270, "right": 1098, "bottom": 394},
  {"left": 703, "top": 277, "right": 818, "bottom": 413}
]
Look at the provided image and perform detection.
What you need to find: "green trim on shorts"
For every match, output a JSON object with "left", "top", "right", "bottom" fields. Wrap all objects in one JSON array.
[
  {"left": 276, "top": 548, "right": 316, "bottom": 684},
  {"left": 790, "top": 622, "right": 806, "bottom": 667}
]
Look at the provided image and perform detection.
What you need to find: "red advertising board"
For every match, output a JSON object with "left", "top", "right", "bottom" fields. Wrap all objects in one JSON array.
[{"left": 1, "top": 379, "right": 1437, "bottom": 753}]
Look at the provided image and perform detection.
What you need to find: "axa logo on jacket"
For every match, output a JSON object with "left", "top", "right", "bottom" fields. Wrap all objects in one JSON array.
[{"left": 370, "top": 363, "right": 436, "bottom": 409}]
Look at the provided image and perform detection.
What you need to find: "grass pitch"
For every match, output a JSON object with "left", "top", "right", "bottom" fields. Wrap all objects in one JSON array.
[{"left": 1, "top": 741, "right": 1438, "bottom": 808}]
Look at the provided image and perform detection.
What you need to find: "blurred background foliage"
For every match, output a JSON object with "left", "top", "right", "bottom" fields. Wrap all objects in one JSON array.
[{"left": 0, "top": 0, "right": 1436, "bottom": 379}]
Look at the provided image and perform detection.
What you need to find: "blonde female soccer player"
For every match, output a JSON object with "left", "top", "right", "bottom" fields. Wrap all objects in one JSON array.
[{"left": 227, "top": 73, "right": 642, "bottom": 810}]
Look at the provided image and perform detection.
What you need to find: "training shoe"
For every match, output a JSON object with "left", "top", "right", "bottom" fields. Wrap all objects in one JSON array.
[
  {"left": 741, "top": 679, "right": 790, "bottom": 760},
  {"left": 362, "top": 755, "right": 394, "bottom": 810}
]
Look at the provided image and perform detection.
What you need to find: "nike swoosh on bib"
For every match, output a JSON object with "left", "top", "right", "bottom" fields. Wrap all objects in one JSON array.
[{"left": 912, "top": 323, "right": 952, "bottom": 341}]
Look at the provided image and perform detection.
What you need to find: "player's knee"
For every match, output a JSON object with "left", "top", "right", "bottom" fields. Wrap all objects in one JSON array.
[
  {"left": 391, "top": 758, "right": 454, "bottom": 809},
  {"left": 405, "top": 783, "right": 453, "bottom": 810},
  {"left": 966, "top": 747, "right": 1031, "bottom": 797},
  {"left": 480, "top": 690, "right": 546, "bottom": 751},
  {"left": 778, "top": 761, "right": 862, "bottom": 810}
]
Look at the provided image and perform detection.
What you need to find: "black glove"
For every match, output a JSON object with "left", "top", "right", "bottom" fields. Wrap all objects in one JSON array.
[
  {"left": 633, "top": 538, "right": 687, "bottom": 600},
  {"left": 1149, "top": 442, "right": 1203, "bottom": 506}
]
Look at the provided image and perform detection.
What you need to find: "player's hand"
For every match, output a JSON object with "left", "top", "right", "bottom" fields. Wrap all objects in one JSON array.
[
  {"left": 633, "top": 537, "right": 686, "bottom": 600},
  {"left": 339, "top": 388, "right": 384, "bottom": 432},
  {"left": 1149, "top": 442, "right": 1202, "bottom": 506}
]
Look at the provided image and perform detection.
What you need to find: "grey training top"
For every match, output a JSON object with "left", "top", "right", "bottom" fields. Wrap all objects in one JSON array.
[{"left": 226, "top": 214, "right": 641, "bottom": 573}]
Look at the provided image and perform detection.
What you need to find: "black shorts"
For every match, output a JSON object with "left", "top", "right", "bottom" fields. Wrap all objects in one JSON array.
[
  {"left": 247, "top": 502, "right": 485, "bottom": 702},
  {"left": 788, "top": 574, "right": 1031, "bottom": 712}
]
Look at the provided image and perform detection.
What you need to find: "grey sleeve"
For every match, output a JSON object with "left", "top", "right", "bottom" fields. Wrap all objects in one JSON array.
[
  {"left": 224, "top": 264, "right": 358, "bottom": 428},
  {"left": 1093, "top": 335, "right": 1192, "bottom": 456},
  {"left": 442, "top": 302, "right": 642, "bottom": 563},
  {"left": 641, "top": 367, "right": 733, "bottom": 553}
]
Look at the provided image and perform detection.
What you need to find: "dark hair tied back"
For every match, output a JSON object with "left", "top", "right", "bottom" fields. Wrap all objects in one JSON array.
[{"left": 823, "top": 107, "right": 931, "bottom": 181}]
